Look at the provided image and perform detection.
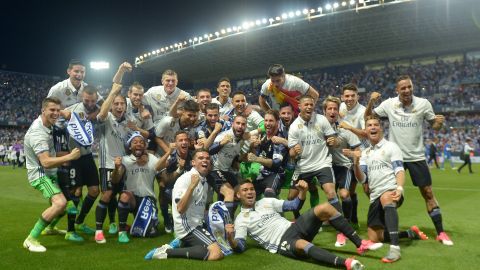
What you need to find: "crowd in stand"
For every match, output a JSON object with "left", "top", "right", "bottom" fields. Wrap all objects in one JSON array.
[{"left": 1, "top": 58, "right": 479, "bottom": 153}]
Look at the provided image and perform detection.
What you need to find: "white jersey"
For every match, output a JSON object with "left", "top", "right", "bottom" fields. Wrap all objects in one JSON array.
[
  {"left": 212, "top": 129, "right": 243, "bottom": 171},
  {"left": 65, "top": 102, "right": 100, "bottom": 156},
  {"left": 260, "top": 74, "right": 310, "bottom": 110},
  {"left": 339, "top": 102, "right": 369, "bottom": 149},
  {"left": 98, "top": 112, "right": 132, "bottom": 169},
  {"left": 360, "top": 139, "right": 404, "bottom": 202},
  {"left": 143, "top": 86, "right": 191, "bottom": 123},
  {"left": 48, "top": 79, "right": 88, "bottom": 108},
  {"left": 172, "top": 168, "right": 209, "bottom": 239},
  {"left": 374, "top": 96, "right": 435, "bottom": 162},
  {"left": 329, "top": 123, "right": 361, "bottom": 168},
  {"left": 211, "top": 97, "right": 234, "bottom": 116},
  {"left": 0, "top": 144, "right": 5, "bottom": 155},
  {"left": 24, "top": 117, "right": 57, "bottom": 182},
  {"left": 288, "top": 113, "right": 336, "bottom": 174},
  {"left": 463, "top": 143, "right": 474, "bottom": 155},
  {"left": 126, "top": 98, "right": 154, "bottom": 131},
  {"left": 234, "top": 198, "right": 291, "bottom": 253},
  {"left": 154, "top": 116, "right": 196, "bottom": 144},
  {"left": 121, "top": 153, "right": 158, "bottom": 198}
]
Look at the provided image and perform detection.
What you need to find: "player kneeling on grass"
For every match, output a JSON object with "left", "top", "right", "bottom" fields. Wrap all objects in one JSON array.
[
  {"left": 343, "top": 116, "right": 428, "bottom": 263},
  {"left": 226, "top": 179, "right": 379, "bottom": 270},
  {"left": 23, "top": 97, "right": 82, "bottom": 252},
  {"left": 145, "top": 149, "right": 225, "bottom": 261},
  {"left": 111, "top": 132, "right": 164, "bottom": 243}
]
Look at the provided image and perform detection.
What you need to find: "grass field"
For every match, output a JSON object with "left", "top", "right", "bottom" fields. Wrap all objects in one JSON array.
[{"left": 1, "top": 164, "right": 479, "bottom": 270}]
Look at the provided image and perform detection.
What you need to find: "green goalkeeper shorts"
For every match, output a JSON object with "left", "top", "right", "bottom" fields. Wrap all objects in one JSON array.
[{"left": 31, "top": 176, "right": 61, "bottom": 199}]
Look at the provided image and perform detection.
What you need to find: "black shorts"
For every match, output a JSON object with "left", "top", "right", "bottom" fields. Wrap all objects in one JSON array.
[
  {"left": 70, "top": 154, "right": 100, "bottom": 187},
  {"left": 278, "top": 208, "right": 322, "bottom": 258},
  {"left": 404, "top": 160, "right": 432, "bottom": 187},
  {"left": 293, "top": 167, "right": 335, "bottom": 187},
  {"left": 254, "top": 173, "right": 284, "bottom": 197},
  {"left": 182, "top": 226, "right": 216, "bottom": 248},
  {"left": 207, "top": 170, "right": 238, "bottom": 194},
  {"left": 57, "top": 166, "right": 77, "bottom": 199},
  {"left": 333, "top": 166, "right": 351, "bottom": 190},
  {"left": 367, "top": 195, "right": 404, "bottom": 228},
  {"left": 99, "top": 168, "right": 124, "bottom": 193}
]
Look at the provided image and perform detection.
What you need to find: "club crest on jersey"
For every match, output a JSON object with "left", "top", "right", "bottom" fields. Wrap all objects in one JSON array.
[
  {"left": 65, "top": 89, "right": 72, "bottom": 96},
  {"left": 297, "top": 123, "right": 304, "bottom": 129}
]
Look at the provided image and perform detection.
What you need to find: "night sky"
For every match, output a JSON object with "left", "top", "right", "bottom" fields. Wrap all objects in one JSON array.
[{"left": 2, "top": 0, "right": 324, "bottom": 78}]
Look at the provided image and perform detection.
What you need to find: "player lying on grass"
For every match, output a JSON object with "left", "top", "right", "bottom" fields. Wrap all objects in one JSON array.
[{"left": 225, "top": 179, "right": 381, "bottom": 270}]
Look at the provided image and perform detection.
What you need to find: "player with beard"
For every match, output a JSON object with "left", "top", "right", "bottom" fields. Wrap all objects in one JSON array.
[
  {"left": 158, "top": 131, "right": 194, "bottom": 233},
  {"left": 246, "top": 110, "right": 288, "bottom": 198},
  {"left": 62, "top": 86, "right": 102, "bottom": 236},
  {"left": 344, "top": 116, "right": 429, "bottom": 263},
  {"left": 227, "top": 179, "right": 372, "bottom": 270},
  {"left": 195, "top": 103, "right": 231, "bottom": 150},
  {"left": 143, "top": 69, "right": 191, "bottom": 125},
  {"left": 111, "top": 133, "right": 164, "bottom": 243},
  {"left": 23, "top": 97, "right": 81, "bottom": 252},
  {"left": 338, "top": 83, "right": 368, "bottom": 229},
  {"left": 208, "top": 115, "right": 249, "bottom": 219},
  {"left": 195, "top": 88, "right": 213, "bottom": 123},
  {"left": 365, "top": 75, "right": 452, "bottom": 245},
  {"left": 226, "top": 91, "right": 264, "bottom": 133},
  {"left": 288, "top": 95, "right": 344, "bottom": 222},
  {"left": 211, "top": 77, "right": 234, "bottom": 118},
  {"left": 275, "top": 103, "right": 320, "bottom": 219},
  {"left": 323, "top": 96, "right": 361, "bottom": 247},
  {"left": 145, "top": 149, "right": 225, "bottom": 261},
  {"left": 154, "top": 100, "right": 199, "bottom": 154}
]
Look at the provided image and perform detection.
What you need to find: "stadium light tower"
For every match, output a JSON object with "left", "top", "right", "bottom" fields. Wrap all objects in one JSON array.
[{"left": 90, "top": 61, "right": 109, "bottom": 70}]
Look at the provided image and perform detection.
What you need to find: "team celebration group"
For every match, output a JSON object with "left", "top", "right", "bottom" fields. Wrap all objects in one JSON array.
[{"left": 22, "top": 60, "right": 454, "bottom": 270}]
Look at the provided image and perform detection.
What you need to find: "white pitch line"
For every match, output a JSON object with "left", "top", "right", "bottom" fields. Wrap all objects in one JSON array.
[{"left": 405, "top": 186, "right": 480, "bottom": 192}]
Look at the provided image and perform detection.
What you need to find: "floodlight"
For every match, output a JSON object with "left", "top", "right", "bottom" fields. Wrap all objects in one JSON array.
[
  {"left": 204, "top": 34, "right": 208, "bottom": 38},
  {"left": 342, "top": 1, "right": 347, "bottom": 6},
  {"left": 295, "top": 10, "right": 301, "bottom": 16},
  {"left": 333, "top": 2, "right": 339, "bottom": 8},
  {"left": 350, "top": 0, "right": 356, "bottom": 4},
  {"left": 221, "top": 29, "right": 226, "bottom": 34},
  {"left": 215, "top": 32, "right": 220, "bottom": 36},
  {"left": 326, "top": 3, "right": 332, "bottom": 10},
  {"left": 281, "top": 13, "right": 288, "bottom": 19},
  {"left": 288, "top": 12, "right": 294, "bottom": 18},
  {"left": 147, "top": 52, "right": 151, "bottom": 56},
  {"left": 275, "top": 16, "right": 281, "bottom": 21},
  {"left": 194, "top": 37, "right": 198, "bottom": 41},
  {"left": 255, "top": 20, "right": 261, "bottom": 25},
  {"left": 303, "top": 9, "right": 309, "bottom": 15},
  {"left": 143, "top": 54, "right": 147, "bottom": 57},
  {"left": 161, "top": 48, "right": 165, "bottom": 52},
  {"left": 233, "top": 26, "right": 238, "bottom": 31},
  {"left": 227, "top": 28, "right": 232, "bottom": 33},
  {"left": 262, "top": 18, "right": 267, "bottom": 24},
  {"left": 139, "top": 56, "right": 143, "bottom": 60}
]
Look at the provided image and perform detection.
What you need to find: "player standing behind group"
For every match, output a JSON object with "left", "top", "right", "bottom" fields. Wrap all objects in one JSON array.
[
  {"left": 365, "top": 75, "right": 453, "bottom": 245},
  {"left": 259, "top": 64, "right": 319, "bottom": 115},
  {"left": 23, "top": 97, "right": 81, "bottom": 252}
]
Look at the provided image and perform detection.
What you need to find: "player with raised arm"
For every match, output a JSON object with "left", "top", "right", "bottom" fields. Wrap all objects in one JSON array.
[{"left": 365, "top": 75, "right": 453, "bottom": 245}]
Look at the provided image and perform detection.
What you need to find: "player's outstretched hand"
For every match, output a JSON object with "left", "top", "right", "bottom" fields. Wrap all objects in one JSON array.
[
  {"left": 190, "top": 173, "right": 201, "bottom": 188},
  {"left": 119, "top": 62, "right": 132, "bottom": 72}
]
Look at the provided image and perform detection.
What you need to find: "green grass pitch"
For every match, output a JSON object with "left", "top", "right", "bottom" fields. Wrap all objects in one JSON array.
[{"left": 1, "top": 164, "right": 479, "bottom": 269}]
